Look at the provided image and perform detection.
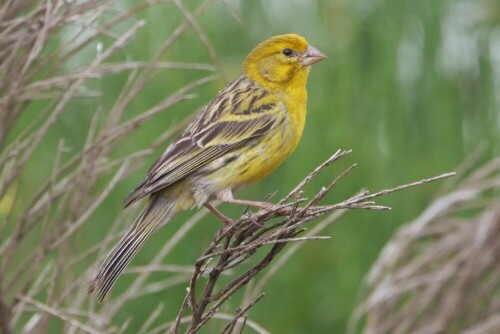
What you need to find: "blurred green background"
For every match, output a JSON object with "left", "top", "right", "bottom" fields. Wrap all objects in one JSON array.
[{"left": 8, "top": 0, "right": 500, "bottom": 332}]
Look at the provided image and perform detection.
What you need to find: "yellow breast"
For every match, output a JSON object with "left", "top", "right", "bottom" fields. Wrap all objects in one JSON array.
[{"left": 216, "top": 100, "right": 306, "bottom": 189}]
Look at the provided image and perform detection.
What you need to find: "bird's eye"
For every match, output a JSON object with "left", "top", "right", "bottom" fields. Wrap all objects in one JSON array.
[{"left": 282, "top": 48, "right": 293, "bottom": 56}]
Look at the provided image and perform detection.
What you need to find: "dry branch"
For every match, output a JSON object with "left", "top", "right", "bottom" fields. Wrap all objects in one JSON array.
[
  {"left": 0, "top": 0, "right": 222, "bottom": 333},
  {"left": 350, "top": 156, "right": 500, "bottom": 334},
  {"left": 168, "top": 150, "right": 455, "bottom": 333}
]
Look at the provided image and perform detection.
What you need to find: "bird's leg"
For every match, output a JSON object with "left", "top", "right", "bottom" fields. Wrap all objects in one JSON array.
[
  {"left": 224, "top": 198, "right": 275, "bottom": 210},
  {"left": 216, "top": 189, "right": 278, "bottom": 227},
  {"left": 204, "top": 202, "right": 234, "bottom": 227},
  {"left": 216, "top": 189, "right": 274, "bottom": 211}
]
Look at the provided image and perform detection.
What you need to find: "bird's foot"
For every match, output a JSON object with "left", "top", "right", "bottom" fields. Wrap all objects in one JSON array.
[
  {"left": 246, "top": 211, "right": 264, "bottom": 228},
  {"left": 216, "top": 190, "right": 275, "bottom": 211},
  {"left": 205, "top": 202, "right": 237, "bottom": 238},
  {"left": 216, "top": 221, "right": 236, "bottom": 239},
  {"left": 229, "top": 199, "right": 275, "bottom": 211}
]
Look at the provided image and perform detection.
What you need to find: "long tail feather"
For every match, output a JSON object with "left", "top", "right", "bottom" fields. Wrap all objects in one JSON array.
[{"left": 88, "top": 195, "right": 175, "bottom": 301}]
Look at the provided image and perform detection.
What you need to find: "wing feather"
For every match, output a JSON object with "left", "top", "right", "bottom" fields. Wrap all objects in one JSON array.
[{"left": 123, "top": 75, "right": 281, "bottom": 207}]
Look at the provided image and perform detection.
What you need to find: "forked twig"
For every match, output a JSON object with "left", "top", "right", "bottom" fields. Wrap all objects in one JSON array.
[{"left": 170, "top": 150, "right": 455, "bottom": 333}]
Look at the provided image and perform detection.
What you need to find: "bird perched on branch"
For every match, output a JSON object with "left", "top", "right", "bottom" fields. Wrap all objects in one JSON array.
[{"left": 88, "top": 33, "right": 326, "bottom": 301}]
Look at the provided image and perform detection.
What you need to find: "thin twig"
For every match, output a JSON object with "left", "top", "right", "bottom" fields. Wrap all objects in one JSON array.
[{"left": 171, "top": 149, "right": 455, "bottom": 332}]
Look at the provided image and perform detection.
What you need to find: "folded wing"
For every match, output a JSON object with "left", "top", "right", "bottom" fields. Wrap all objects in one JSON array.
[{"left": 123, "top": 76, "right": 281, "bottom": 207}]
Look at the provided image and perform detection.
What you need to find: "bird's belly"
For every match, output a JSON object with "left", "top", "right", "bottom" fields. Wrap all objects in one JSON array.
[
  {"left": 235, "top": 136, "right": 291, "bottom": 185},
  {"left": 193, "top": 126, "right": 297, "bottom": 196}
]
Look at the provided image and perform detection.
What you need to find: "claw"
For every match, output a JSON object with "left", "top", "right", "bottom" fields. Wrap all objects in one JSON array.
[
  {"left": 216, "top": 221, "right": 235, "bottom": 239},
  {"left": 205, "top": 202, "right": 234, "bottom": 227},
  {"left": 248, "top": 213, "right": 264, "bottom": 227}
]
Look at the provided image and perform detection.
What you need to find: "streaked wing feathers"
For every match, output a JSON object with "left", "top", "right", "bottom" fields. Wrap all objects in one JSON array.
[{"left": 123, "top": 76, "right": 280, "bottom": 207}]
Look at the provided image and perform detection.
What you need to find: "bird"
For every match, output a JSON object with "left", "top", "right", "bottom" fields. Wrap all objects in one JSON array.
[{"left": 88, "top": 33, "right": 326, "bottom": 301}]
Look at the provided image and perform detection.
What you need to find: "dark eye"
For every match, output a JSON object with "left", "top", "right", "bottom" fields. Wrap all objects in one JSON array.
[{"left": 282, "top": 48, "right": 293, "bottom": 56}]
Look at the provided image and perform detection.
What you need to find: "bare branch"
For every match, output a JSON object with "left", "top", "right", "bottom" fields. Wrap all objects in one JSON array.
[{"left": 169, "top": 150, "right": 454, "bottom": 332}]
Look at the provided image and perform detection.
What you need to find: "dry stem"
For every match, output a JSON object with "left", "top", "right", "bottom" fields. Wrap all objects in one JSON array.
[
  {"left": 350, "top": 155, "right": 500, "bottom": 334},
  {"left": 169, "top": 150, "right": 455, "bottom": 333},
  {"left": 0, "top": 0, "right": 222, "bottom": 333}
]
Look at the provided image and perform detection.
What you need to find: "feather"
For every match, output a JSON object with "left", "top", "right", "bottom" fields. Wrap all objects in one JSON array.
[
  {"left": 123, "top": 76, "right": 281, "bottom": 207},
  {"left": 88, "top": 196, "right": 176, "bottom": 301}
]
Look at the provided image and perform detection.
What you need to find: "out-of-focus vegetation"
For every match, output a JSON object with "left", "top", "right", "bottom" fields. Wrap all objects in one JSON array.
[
  {"left": 351, "top": 157, "right": 500, "bottom": 334},
  {"left": 1, "top": 0, "right": 498, "bottom": 333}
]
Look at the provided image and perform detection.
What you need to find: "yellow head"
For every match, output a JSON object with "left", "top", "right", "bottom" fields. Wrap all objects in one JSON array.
[{"left": 243, "top": 34, "right": 326, "bottom": 92}]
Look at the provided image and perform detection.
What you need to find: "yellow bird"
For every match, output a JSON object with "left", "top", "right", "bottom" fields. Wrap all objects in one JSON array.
[{"left": 88, "top": 34, "right": 326, "bottom": 300}]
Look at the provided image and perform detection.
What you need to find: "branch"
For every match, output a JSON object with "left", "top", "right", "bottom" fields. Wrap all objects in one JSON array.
[{"left": 170, "top": 150, "right": 456, "bottom": 333}]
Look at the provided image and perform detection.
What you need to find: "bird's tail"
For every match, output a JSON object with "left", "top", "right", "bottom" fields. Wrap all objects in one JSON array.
[{"left": 88, "top": 195, "right": 176, "bottom": 301}]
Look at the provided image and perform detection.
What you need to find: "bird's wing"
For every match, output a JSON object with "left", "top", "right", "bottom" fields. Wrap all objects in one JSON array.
[{"left": 123, "top": 76, "right": 282, "bottom": 207}]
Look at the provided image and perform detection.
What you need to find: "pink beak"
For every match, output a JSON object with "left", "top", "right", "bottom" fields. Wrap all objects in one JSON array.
[{"left": 301, "top": 45, "right": 327, "bottom": 66}]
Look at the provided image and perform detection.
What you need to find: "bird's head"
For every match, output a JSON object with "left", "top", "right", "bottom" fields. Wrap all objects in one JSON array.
[{"left": 243, "top": 34, "right": 326, "bottom": 92}]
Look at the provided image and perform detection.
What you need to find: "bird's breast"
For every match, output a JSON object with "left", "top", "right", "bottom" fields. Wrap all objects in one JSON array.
[
  {"left": 187, "top": 97, "right": 307, "bottom": 200},
  {"left": 224, "top": 105, "right": 305, "bottom": 188}
]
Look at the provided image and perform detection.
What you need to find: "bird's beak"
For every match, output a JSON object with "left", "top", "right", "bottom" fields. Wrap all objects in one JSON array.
[{"left": 301, "top": 45, "right": 327, "bottom": 66}]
